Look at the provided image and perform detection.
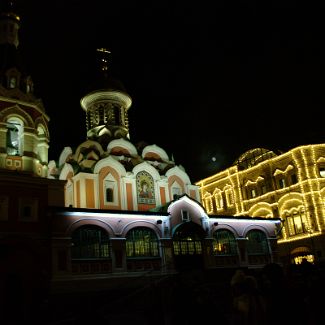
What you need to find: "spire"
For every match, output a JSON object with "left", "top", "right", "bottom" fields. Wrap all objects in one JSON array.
[
  {"left": 0, "top": 0, "right": 20, "bottom": 47},
  {"left": 96, "top": 47, "right": 111, "bottom": 72},
  {"left": 0, "top": 1, "right": 36, "bottom": 97}
]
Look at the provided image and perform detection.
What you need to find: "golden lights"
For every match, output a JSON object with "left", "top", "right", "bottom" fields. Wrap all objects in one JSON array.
[{"left": 196, "top": 144, "right": 325, "bottom": 261}]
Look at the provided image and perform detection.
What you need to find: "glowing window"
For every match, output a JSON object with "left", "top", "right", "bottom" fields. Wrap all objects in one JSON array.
[
  {"left": 126, "top": 227, "right": 159, "bottom": 258},
  {"left": 71, "top": 226, "right": 110, "bottom": 259},
  {"left": 213, "top": 229, "right": 237, "bottom": 255},
  {"left": 9, "top": 77, "right": 16, "bottom": 88},
  {"left": 204, "top": 195, "right": 213, "bottom": 214},
  {"left": 172, "top": 223, "right": 203, "bottom": 256},
  {"left": 225, "top": 189, "right": 233, "bottom": 205},
  {"left": 6, "top": 118, "right": 23, "bottom": 156},
  {"left": 37, "top": 125, "right": 46, "bottom": 136},
  {"left": 214, "top": 192, "right": 224, "bottom": 210},
  {"left": 319, "top": 167, "right": 325, "bottom": 178},
  {"left": 286, "top": 211, "right": 307, "bottom": 236}
]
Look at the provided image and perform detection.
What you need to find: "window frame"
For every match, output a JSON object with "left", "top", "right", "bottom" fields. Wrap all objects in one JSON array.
[
  {"left": 71, "top": 226, "right": 111, "bottom": 260},
  {"left": 126, "top": 227, "right": 160, "bottom": 258}
]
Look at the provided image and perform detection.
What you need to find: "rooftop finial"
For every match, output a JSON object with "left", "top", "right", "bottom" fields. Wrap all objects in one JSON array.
[
  {"left": 0, "top": 0, "right": 20, "bottom": 21},
  {"left": 96, "top": 48, "right": 111, "bottom": 72}
]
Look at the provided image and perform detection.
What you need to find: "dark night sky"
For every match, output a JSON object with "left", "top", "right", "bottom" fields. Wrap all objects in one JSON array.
[{"left": 12, "top": 0, "right": 325, "bottom": 182}]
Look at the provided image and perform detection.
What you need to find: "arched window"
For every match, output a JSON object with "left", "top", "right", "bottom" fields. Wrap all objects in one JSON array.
[
  {"left": 6, "top": 117, "right": 23, "bottom": 156},
  {"left": 246, "top": 230, "right": 269, "bottom": 255},
  {"left": 126, "top": 227, "right": 159, "bottom": 257},
  {"left": 37, "top": 125, "right": 46, "bottom": 137},
  {"left": 103, "top": 173, "right": 117, "bottom": 205},
  {"left": 171, "top": 181, "right": 182, "bottom": 200},
  {"left": 9, "top": 76, "right": 16, "bottom": 88},
  {"left": 71, "top": 226, "right": 110, "bottom": 259},
  {"left": 286, "top": 210, "right": 308, "bottom": 236},
  {"left": 172, "top": 222, "right": 205, "bottom": 255},
  {"left": 25, "top": 79, "right": 33, "bottom": 94},
  {"left": 214, "top": 190, "right": 224, "bottom": 211},
  {"left": 204, "top": 194, "right": 213, "bottom": 214},
  {"left": 213, "top": 229, "right": 237, "bottom": 255}
]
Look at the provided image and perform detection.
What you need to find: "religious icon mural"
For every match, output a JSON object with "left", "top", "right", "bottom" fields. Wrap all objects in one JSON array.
[{"left": 137, "top": 171, "right": 155, "bottom": 204}]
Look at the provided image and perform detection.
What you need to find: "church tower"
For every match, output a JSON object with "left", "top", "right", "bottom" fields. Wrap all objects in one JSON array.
[
  {"left": 0, "top": 1, "right": 50, "bottom": 177},
  {"left": 80, "top": 48, "right": 132, "bottom": 150}
]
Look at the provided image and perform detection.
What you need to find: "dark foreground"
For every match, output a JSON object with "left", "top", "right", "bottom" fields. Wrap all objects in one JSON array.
[{"left": 2, "top": 262, "right": 325, "bottom": 325}]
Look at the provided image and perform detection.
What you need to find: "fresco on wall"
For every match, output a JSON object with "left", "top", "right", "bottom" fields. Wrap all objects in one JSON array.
[{"left": 137, "top": 171, "right": 155, "bottom": 204}]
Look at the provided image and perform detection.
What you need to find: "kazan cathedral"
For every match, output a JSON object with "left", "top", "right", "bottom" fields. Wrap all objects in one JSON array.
[{"left": 0, "top": 2, "right": 280, "bottom": 302}]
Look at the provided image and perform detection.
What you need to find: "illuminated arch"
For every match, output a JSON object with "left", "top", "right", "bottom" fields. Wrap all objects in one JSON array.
[
  {"left": 234, "top": 148, "right": 278, "bottom": 170},
  {"left": 59, "top": 147, "right": 73, "bottom": 168},
  {"left": 248, "top": 202, "right": 273, "bottom": 218},
  {"left": 278, "top": 192, "right": 304, "bottom": 214},
  {"left": 59, "top": 163, "right": 74, "bottom": 180},
  {"left": 202, "top": 192, "right": 213, "bottom": 214},
  {"left": 1, "top": 105, "right": 34, "bottom": 127}
]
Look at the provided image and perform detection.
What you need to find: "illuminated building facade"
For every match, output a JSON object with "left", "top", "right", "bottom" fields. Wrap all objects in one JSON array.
[
  {"left": 44, "top": 45, "right": 282, "bottom": 281},
  {"left": 0, "top": 3, "right": 49, "bottom": 177},
  {"left": 49, "top": 195, "right": 281, "bottom": 284},
  {"left": 0, "top": 3, "right": 65, "bottom": 319},
  {"left": 0, "top": 3, "right": 281, "bottom": 304},
  {"left": 45, "top": 54, "right": 281, "bottom": 282},
  {"left": 196, "top": 146, "right": 325, "bottom": 265}
]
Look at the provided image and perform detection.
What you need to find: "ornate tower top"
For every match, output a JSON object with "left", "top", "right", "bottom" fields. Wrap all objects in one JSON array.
[
  {"left": 80, "top": 49, "right": 132, "bottom": 149},
  {"left": 0, "top": 1, "right": 50, "bottom": 177},
  {"left": 0, "top": 0, "right": 38, "bottom": 99}
]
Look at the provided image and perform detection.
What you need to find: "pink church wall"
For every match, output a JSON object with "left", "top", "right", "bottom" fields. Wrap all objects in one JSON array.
[
  {"left": 189, "top": 189, "right": 196, "bottom": 200},
  {"left": 126, "top": 183, "right": 133, "bottom": 210},
  {"left": 160, "top": 187, "right": 166, "bottom": 205},
  {"left": 168, "top": 175, "right": 185, "bottom": 197},
  {"left": 85, "top": 179, "right": 95, "bottom": 208}
]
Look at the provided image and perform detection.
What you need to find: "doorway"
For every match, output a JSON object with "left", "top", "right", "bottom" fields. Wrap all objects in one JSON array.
[{"left": 172, "top": 221, "right": 206, "bottom": 271}]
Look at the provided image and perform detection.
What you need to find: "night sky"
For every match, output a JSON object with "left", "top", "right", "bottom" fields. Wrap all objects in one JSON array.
[{"left": 12, "top": 0, "right": 325, "bottom": 182}]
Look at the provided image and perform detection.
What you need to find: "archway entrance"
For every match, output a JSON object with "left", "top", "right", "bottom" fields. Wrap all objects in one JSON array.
[
  {"left": 172, "top": 222, "right": 206, "bottom": 271},
  {"left": 291, "top": 246, "right": 314, "bottom": 264}
]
